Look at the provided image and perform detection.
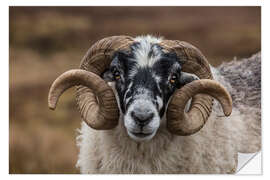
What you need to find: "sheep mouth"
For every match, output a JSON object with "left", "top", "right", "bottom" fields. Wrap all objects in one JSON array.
[
  {"left": 126, "top": 130, "right": 158, "bottom": 141},
  {"left": 130, "top": 132, "right": 153, "bottom": 138}
]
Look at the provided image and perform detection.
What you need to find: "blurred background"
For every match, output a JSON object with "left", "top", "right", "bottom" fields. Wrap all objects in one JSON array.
[{"left": 9, "top": 7, "right": 261, "bottom": 173}]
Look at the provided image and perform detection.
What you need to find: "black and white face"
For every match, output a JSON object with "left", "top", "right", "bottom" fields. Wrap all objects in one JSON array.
[{"left": 103, "top": 38, "right": 197, "bottom": 141}]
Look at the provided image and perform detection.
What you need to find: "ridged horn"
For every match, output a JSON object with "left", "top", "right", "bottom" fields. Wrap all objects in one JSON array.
[
  {"left": 48, "top": 69, "right": 118, "bottom": 129},
  {"left": 167, "top": 79, "right": 232, "bottom": 135},
  {"left": 160, "top": 40, "right": 232, "bottom": 135},
  {"left": 48, "top": 36, "right": 134, "bottom": 129}
]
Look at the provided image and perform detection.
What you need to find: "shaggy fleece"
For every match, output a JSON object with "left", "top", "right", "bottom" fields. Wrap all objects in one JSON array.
[{"left": 76, "top": 53, "right": 261, "bottom": 174}]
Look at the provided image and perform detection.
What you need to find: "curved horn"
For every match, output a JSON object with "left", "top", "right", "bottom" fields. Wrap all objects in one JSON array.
[
  {"left": 167, "top": 79, "right": 232, "bottom": 135},
  {"left": 160, "top": 40, "right": 232, "bottom": 135},
  {"left": 48, "top": 69, "right": 118, "bottom": 129},
  {"left": 48, "top": 36, "right": 134, "bottom": 130}
]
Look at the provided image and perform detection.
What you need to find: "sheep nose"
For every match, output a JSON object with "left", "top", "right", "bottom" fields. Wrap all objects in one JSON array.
[{"left": 131, "top": 108, "right": 154, "bottom": 126}]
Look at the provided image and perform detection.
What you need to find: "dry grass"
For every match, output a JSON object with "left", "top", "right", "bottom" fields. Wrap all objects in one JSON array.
[{"left": 9, "top": 7, "right": 261, "bottom": 174}]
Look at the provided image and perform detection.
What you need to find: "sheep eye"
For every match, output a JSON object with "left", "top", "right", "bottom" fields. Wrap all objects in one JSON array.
[
  {"left": 113, "top": 71, "right": 121, "bottom": 80},
  {"left": 170, "top": 74, "right": 177, "bottom": 84}
]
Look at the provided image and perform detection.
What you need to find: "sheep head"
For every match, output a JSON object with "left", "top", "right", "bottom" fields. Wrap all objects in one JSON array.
[{"left": 48, "top": 35, "right": 232, "bottom": 140}]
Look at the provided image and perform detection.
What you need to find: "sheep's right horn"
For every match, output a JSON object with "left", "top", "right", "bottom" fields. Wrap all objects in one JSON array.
[
  {"left": 75, "top": 36, "right": 134, "bottom": 129},
  {"left": 48, "top": 69, "right": 118, "bottom": 129},
  {"left": 48, "top": 36, "right": 134, "bottom": 130}
]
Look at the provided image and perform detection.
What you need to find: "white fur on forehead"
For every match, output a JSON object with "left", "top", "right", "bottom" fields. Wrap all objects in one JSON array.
[
  {"left": 132, "top": 35, "right": 163, "bottom": 67},
  {"left": 134, "top": 35, "right": 163, "bottom": 44}
]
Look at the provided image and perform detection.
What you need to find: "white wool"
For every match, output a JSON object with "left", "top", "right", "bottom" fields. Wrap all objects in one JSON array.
[
  {"left": 132, "top": 35, "right": 163, "bottom": 67},
  {"left": 75, "top": 37, "right": 260, "bottom": 174},
  {"left": 134, "top": 35, "right": 163, "bottom": 44},
  {"left": 75, "top": 66, "right": 260, "bottom": 174}
]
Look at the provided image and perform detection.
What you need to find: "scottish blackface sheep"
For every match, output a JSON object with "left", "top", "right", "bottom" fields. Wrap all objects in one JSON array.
[{"left": 48, "top": 35, "right": 261, "bottom": 174}]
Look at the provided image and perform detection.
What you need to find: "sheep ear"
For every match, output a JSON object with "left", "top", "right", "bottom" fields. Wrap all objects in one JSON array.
[
  {"left": 180, "top": 72, "right": 199, "bottom": 86},
  {"left": 102, "top": 69, "right": 114, "bottom": 82}
]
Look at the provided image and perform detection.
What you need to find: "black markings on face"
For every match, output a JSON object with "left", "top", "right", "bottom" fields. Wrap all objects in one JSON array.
[
  {"left": 105, "top": 43, "right": 184, "bottom": 117},
  {"left": 148, "top": 44, "right": 162, "bottom": 59}
]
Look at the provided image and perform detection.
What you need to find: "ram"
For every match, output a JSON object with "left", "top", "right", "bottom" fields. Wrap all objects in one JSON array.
[{"left": 48, "top": 35, "right": 261, "bottom": 174}]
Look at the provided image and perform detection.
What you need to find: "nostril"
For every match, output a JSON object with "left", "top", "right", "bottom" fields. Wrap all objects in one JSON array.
[
  {"left": 131, "top": 111, "right": 154, "bottom": 125},
  {"left": 146, "top": 113, "right": 154, "bottom": 121}
]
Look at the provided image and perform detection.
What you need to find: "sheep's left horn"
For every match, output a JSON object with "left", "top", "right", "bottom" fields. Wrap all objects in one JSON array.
[
  {"left": 48, "top": 69, "right": 118, "bottom": 129},
  {"left": 167, "top": 79, "right": 232, "bottom": 136},
  {"left": 160, "top": 40, "right": 232, "bottom": 136}
]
